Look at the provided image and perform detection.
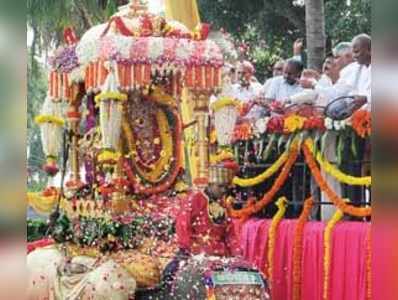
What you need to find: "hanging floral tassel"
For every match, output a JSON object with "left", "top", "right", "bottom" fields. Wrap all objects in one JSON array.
[
  {"left": 267, "top": 197, "right": 287, "bottom": 285},
  {"left": 292, "top": 197, "right": 314, "bottom": 300},
  {"left": 35, "top": 96, "right": 65, "bottom": 176},
  {"left": 95, "top": 61, "right": 127, "bottom": 168},
  {"left": 323, "top": 208, "right": 344, "bottom": 300}
]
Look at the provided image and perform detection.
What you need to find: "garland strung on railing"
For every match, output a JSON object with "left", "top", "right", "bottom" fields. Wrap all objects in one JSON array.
[
  {"left": 227, "top": 144, "right": 299, "bottom": 219},
  {"left": 323, "top": 208, "right": 344, "bottom": 300},
  {"left": 306, "top": 139, "right": 371, "bottom": 186},
  {"left": 267, "top": 197, "right": 287, "bottom": 285},
  {"left": 292, "top": 197, "right": 314, "bottom": 300},
  {"left": 302, "top": 141, "right": 372, "bottom": 217},
  {"left": 232, "top": 149, "right": 289, "bottom": 187}
]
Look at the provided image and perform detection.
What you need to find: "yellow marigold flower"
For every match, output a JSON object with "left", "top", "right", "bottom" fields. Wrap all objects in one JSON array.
[{"left": 284, "top": 115, "right": 307, "bottom": 133}]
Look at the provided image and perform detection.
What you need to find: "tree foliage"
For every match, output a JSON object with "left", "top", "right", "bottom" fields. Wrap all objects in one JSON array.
[{"left": 27, "top": 53, "right": 48, "bottom": 191}]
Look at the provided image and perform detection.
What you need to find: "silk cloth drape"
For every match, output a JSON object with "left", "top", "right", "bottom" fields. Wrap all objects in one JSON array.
[
  {"left": 237, "top": 219, "right": 370, "bottom": 300},
  {"left": 165, "top": 0, "right": 201, "bottom": 30}
]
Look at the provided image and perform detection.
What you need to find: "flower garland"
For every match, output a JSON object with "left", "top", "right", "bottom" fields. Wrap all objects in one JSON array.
[
  {"left": 123, "top": 108, "right": 183, "bottom": 195},
  {"left": 306, "top": 139, "right": 371, "bottom": 186},
  {"left": 98, "top": 149, "right": 121, "bottom": 164},
  {"left": 94, "top": 91, "right": 128, "bottom": 103},
  {"left": 209, "top": 149, "right": 234, "bottom": 165},
  {"left": 209, "top": 96, "right": 240, "bottom": 112},
  {"left": 323, "top": 208, "right": 344, "bottom": 300},
  {"left": 351, "top": 110, "right": 371, "bottom": 138},
  {"left": 233, "top": 122, "right": 253, "bottom": 141},
  {"left": 27, "top": 189, "right": 59, "bottom": 215},
  {"left": 284, "top": 115, "right": 306, "bottom": 134},
  {"left": 267, "top": 197, "right": 287, "bottom": 285},
  {"left": 292, "top": 197, "right": 314, "bottom": 300},
  {"left": 232, "top": 149, "right": 289, "bottom": 187},
  {"left": 302, "top": 141, "right": 372, "bottom": 217},
  {"left": 123, "top": 108, "right": 174, "bottom": 183},
  {"left": 227, "top": 144, "right": 299, "bottom": 219},
  {"left": 35, "top": 114, "right": 65, "bottom": 126}
]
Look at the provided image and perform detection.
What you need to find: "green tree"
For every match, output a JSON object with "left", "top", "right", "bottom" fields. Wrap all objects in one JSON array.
[
  {"left": 305, "top": 0, "right": 326, "bottom": 70},
  {"left": 27, "top": 53, "right": 48, "bottom": 191}
]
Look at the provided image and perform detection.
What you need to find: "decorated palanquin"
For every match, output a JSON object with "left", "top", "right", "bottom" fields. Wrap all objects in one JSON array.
[
  {"left": 30, "top": 0, "right": 212, "bottom": 295},
  {"left": 27, "top": 1, "right": 271, "bottom": 300}
]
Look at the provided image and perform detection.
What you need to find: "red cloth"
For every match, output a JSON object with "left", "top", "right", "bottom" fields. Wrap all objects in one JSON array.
[
  {"left": 27, "top": 238, "right": 55, "bottom": 254},
  {"left": 175, "top": 191, "right": 234, "bottom": 257},
  {"left": 236, "top": 219, "right": 370, "bottom": 300}
]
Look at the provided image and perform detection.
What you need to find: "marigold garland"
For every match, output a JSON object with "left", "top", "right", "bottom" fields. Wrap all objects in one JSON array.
[
  {"left": 233, "top": 122, "right": 253, "bottom": 141},
  {"left": 123, "top": 108, "right": 183, "bottom": 195},
  {"left": 209, "top": 96, "right": 240, "bottom": 112},
  {"left": 284, "top": 115, "right": 307, "bottom": 133},
  {"left": 27, "top": 191, "right": 59, "bottom": 215},
  {"left": 267, "top": 197, "right": 288, "bottom": 285},
  {"left": 306, "top": 139, "right": 371, "bottom": 186},
  {"left": 351, "top": 110, "right": 371, "bottom": 138},
  {"left": 227, "top": 144, "right": 299, "bottom": 219},
  {"left": 323, "top": 208, "right": 344, "bottom": 300},
  {"left": 302, "top": 141, "right": 372, "bottom": 217},
  {"left": 209, "top": 149, "right": 234, "bottom": 165},
  {"left": 34, "top": 114, "right": 65, "bottom": 126},
  {"left": 292, "top": 197, "right": 313, "bottom": 300},
  {"left": 232, "top": 149, "right": 289, "bottom": 187},
  {"left": 123, "top": 108, "right": 173, "bottom": 183},
  {"left": 94, "top": 91, "right": 128, "bottom": 103},
  {"left": 97, "top": 150, "right": 121, "bottom": 164}
]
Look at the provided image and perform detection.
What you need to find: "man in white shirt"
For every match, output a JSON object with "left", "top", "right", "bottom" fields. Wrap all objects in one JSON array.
[
  {"left": 265, "top": 58, "right": 304, "bottom": 103},
  {"left": 300, "top": 34, "right": 371, "bottom": 110},
  {"left": 333, "top": 42, "right": 354, "bottom": 73},
  {"left": 227, "top": 61, "right": 264, "bottom": 120}
]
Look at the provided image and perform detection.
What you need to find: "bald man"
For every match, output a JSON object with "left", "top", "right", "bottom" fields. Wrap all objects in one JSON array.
[{"left": 301, "top": 34, "right": 371, "bottom": 110}]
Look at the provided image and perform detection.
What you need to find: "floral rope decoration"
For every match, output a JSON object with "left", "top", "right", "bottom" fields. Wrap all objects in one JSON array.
[
  {"left": 351, "top": 110, "right": 371, "bottom": 138},
  {"left": 306, "top": 139, "right": 371, "bottom": 186},
  {"left": 209, "top": 96, "right": 240, "bottom": 112},
  {"left": 283, "top": 114, "right": 307, "bottom": 134},
  {"left": 302, "top": 140, "right": 372, "bottom": 217},
  {"left": 232, "top": 149, "right": 289, "bottom": 187},
  {"left": 123, "top": 108, "right": 183, "bottom": 195},
  {"left": 267, "top": 197, "right": 288, "bottom": 284},
  {"left": 123, "top": 108, "right": 174, "bottom": 183},
  {"left": 292, "top": 197, "right": 314, "bottom": 300},
  {"left": 227, "top": 143, "right": 299, "bottom": 219},
  {"left": 323, "top": 208, "right": 344, "bottom": 300}
]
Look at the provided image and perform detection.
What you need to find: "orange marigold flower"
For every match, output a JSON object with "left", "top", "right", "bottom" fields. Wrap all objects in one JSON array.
[{"left": 351, "top": 110, "right": 371, "bottom": 138}]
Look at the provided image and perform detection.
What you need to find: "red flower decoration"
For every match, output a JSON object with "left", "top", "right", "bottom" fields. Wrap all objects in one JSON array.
[
  {"left": 303, "top": 116, "right": 326, "bottom": 131},
  {"left": 267, "top": 116, "right": 284, "bottom": 134},
  {"left": 233, "top": 122, "right": 253, "bottom": 141}
]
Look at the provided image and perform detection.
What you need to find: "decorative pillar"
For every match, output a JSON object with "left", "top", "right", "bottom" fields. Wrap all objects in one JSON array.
[
  {"left": 66, "top": 82, "right": 85, "bottom": 186},
  {"left": 192, "top": 90, "right": 211, "bottom": 187}
]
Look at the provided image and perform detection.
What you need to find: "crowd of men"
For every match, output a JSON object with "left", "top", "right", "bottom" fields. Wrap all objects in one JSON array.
[{"left": 220, "top": 33, "right": 371, "bottom": 122}]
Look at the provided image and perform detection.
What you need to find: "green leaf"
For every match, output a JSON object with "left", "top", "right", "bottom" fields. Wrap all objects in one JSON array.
[
  {"left": 285, "top": 134, "right": 296, "bottom": 152},
  {"left": 262, "top": 134, "right": 276, "bottom": 161},
  {"left": 337, "top": 133, "right": 345, "bottom": 166},
  {"left": 321, "top": 131, "right": 330, "bottom": 156},
  {"left": 277, "top": 135, "right": 287, "bottom": 153},
  {"left": 351, "top": 130, "right": 358, "bottom": 158},
  {"left": 297, "top": 131, "right": 307, "bottom": 149},
  {"left": 313, "top": 131, "right": 322, "bottom": 158}
]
